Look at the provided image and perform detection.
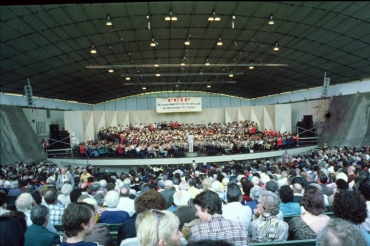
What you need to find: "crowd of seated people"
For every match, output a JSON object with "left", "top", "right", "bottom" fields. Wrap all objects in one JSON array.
[
  {"left": 76, "top": 120, "right": 300, "bottom": 159},
  {"left": 0, "top": 144, "right": 369, "bottom": 245}
]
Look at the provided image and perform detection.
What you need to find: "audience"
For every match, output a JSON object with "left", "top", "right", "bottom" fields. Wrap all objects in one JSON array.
[{"left": 279, "top": 185, "right": 301, "bottom": 216}]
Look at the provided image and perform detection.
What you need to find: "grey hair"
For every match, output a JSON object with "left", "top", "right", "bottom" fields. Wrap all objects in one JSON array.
[
  {"left": 158, "top": 179, "right": 165, "bottom": 189},
  {"left": 61, "top": 183, "right": 73, "bottom": 196},
  {"left": 173, "top": 190, "right": 190, "bottom": 206},
  {"left": 100, "top": 179, "right": 107, "bottom": 188},
  {"left": 308, "top": 172, "right": 317, "bottom": 181},
  {"left": 164, "top": 180, "right": 173, "bottom": 188},
  {"left": 317, "top": 218, "right": 367, "bottom": 246},
  {"left": 120, "top": 184, "right": 131, "bottom": 197},
  {"left": 104, "top": 190, "right": 120, "bottom": 208},
  {"left": 265, "top": 180, "right": 279, "bottom": 193},
  {"left": 250, "top": 186, "right": 263, "bottom": 200},
  {"left": 178, "top": 181, "right": 190, "bottom": 190},
  {"left": 259, "top": 191, "right": 281, "bottom": 216},
  {"left": 94, "top": 192, "right": 105, "bottom": 206},
  {"left": 89, "top": 182, "right": 101, "bottom": 193},
  {"left": 15, "top": 193, "right": 34, "bottom": 212},
  {"left": 309, "top": 183, "right": 323, "bottom": 193},
  {"left": 30, "top": 205, "right": 49, "bottom": 225}
]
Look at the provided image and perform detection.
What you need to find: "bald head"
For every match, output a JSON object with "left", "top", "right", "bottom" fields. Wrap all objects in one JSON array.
[{"left": 293, "top": 183, "right": 302, "bottom": 194}]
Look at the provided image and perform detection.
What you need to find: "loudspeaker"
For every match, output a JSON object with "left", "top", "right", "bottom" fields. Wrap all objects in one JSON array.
[
  {"left": 46, "top": 109, "right": 50, "bottom": 118},
  {"left": 174, "top": 151, "right": 185, "bottom": 158},
  {"left": 49, "top": 124, "right": 59, "bottom": 139},
  {"left": 303, "top": 115, "right": 313, "bottom": 122},
  {"left": 24, "top": 85, "right": 33, "bottom": 106}
]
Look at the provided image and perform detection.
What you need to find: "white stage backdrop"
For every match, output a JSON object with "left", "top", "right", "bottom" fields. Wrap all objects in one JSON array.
[
  {"left": 156, "top": 97, "right": 202, "bottom": 113},
  {"left": 65, "top": 104, "right": 291, "bottom": 143}
]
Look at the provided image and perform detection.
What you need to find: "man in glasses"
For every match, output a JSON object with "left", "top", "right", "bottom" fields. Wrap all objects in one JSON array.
[{"left": 190, "top": 190, "right": 248, "bottom": 246}]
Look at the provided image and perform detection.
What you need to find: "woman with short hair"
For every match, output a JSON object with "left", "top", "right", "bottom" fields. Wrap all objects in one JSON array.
[
  {"left": 248, "top": 191, "right": 288, "bottom": 243},
  {"left": 288, "top": 189, "right": 330, "bottom": 240}
]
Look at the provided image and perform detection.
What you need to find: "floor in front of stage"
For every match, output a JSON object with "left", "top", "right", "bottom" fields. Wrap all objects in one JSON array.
[{"left": 48, "top": 144, "right": 318, "bottom": 173}]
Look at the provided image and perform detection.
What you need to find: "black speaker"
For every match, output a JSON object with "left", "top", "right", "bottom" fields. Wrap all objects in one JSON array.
[
  {"left": 50, "top": 124, "right": 59, "bottom": 133},
  {"left": 303, "top": 115, "right": 313, "bottom": 122},
  {"left": 24, "top": 85, "right": 33, "bottom": 106},
  {"left": 174, "top": 151, "right": 185, "bottom": 158},
  {"left": 46, "top": 109, "right": 50, "bottom": 118}
]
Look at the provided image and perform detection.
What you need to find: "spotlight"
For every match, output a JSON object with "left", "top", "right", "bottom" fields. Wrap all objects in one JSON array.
[
  {"left": 106, "top": 15, "right": 112, "bottom": 26},
  {"left": 126, "top": 74, "right": 130, "bottom": 80},
  {"left": 165, "top": 10, "right": 177, "bottom": 21},
  {"left": 90, "top": 45, "right": 97, "bottom": 54},
  {"left": 108, "top": 69, "right": 114, "bottom": 73},
  {"left": 249, "top": 62, "right": 254, "bottom": 70},
  {"left": 229, "top": 70, "right": 234, "bottom": 77},
  {"left": 268, "top": 14, "right": 274, "bottom": 25},
  {"left": 274, "top": 43, "right": 279, "bottom": 51},
  {"left": 150, "top": 38, "right": 157, "bottom": 47},
  {"left": 217, "top": 37, "right": 222, "bottom": 46}
]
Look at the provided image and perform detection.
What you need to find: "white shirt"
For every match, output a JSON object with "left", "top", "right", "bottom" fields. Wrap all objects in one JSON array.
[
  {"left": 222, "top": 201, "right": 252, "bottom": 229},
  {"left": 361, "top": 201, "right": 370, "bottom": 233}
]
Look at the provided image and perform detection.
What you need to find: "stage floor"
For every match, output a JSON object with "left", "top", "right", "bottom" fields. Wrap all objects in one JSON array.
[{"left": 48, "top": 145, "right": 317, "bottom": 173}]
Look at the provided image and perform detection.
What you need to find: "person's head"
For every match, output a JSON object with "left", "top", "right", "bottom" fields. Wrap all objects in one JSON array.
[
  {"left": 226, "top": 182, "right": 242, "bottom": 203},
  {"left": 318, "top": 172, "right": 328, "bottom": 184},
  {"left": 292, "top": 183, "right": 303, "bottom": 194},
  {"left": 61, "top": 183, "right": 73, "bottom": 196},
  {"left": 333, "top": 190, "right": 367, "bottom": 224},
  {"left": 0, "top": 216, "right": 25, "bottom": 246},
  {"left": 136, "top": 209, "right": 183, "bottom": 246},
  {"left": 15, "top": 192, "right": 34, "bottom": 212},
  {"left": 307, "top": 172, "right": 317, "bottom": 182},
  {"left": 302, "top": 189, "right": 325, "bottom": 215},
  {"left": 265, "top": 180, "right": 278, "bottom": 193},
  {"left": 62, "top": 202, "right": 95, "bottom": 238},
  {"left": 317, "top": 218, "right": 367, "bottom": 246},
  {"left": 242, "top": 182, "right": 253, "bottom": 196},
  {"left": 250, "top": 186, "right": 263, "bottom": 201},
  {"left": 44, "top": 188, "right": 58, "bottom": 204},
  {"left": 82, "top": 168, "right": 87, "bottom": 174},
  {"left": 256, "top": 191, "right": 280, "bottom": 216},
  {"left": 120, "top": 184, "right": 131, "bottom": 197},
  {"left": 39, "top": 185, "right": 49, "bottom": 197},
  {"left": 6, "top": 210, "right": 27, "bottom": 233},
  {"left": 279, "top": 185, "right": 294, "bottom": 203},
  {"left": 178, "top": 181, "right": 190, "bottom": 191},
  {"left": 93, "top": 192, "right": 105, "bottom": 206},
  {"left": 201, "top": 178, "right": 212, "bottom": 190},
  {"left": 251, "top": 176, "right": 260, "bottom": 186},
  {"left": 83, "top": 198, "right": 98, "bottom": 214},
  {"left": 173, "top": 190, "right": 190, "bottom": 207},
  {"left": 336, "top": 179, "right": 349, "bottom": 192},
  {"left": 89, "top": 182, "right": 101, "bottom": 194},
  {"left": 30, "top": 205, "right": 49, "bottom": 226},
  {"left": 31, "top": 191, "right": 42, "bottom": 205},
  {"left": 100, "top": 179, "right": 107, "bottom": 188},
  {"left": 135, "top": 189, "right": 167, "bottom": 214},
  {"left": 60, "top": 168, "right": 67, "bottom": 175},
  {"left": 80, "top": 183, "right": 89, "bottom": 192},
  {"left": 358, "top": 177, "right": 370, "bottom": 201},
  {"left": 70, "top": 189, "right": 82, "bottom": 203},
  {"left": 103, "top": 190, "right": 120, "bottom": 208},
  {"left": 193, "top": 190, "right": 221, "bottom": 222},
  {"left": 164, "top": 180, "right": 173, "bottom": 189},
  {"left": 347, "top": 166, "right": 356, "bottom": 174}
]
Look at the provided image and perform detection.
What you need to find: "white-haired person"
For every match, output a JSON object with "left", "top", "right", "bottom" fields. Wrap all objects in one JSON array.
[
  {"left": 173, "top": 190, "right": 197, "bottom": 229},
  {"left": 99, "top": 190, "right": 130, "bottom": 224},
  {"left": 248, "top": 191, "right": 288, "bottom": 243},
  {"left": 99, "top": 179, "right": 108, "bottom": 195},
  {"left": 136, "top": 209, "right": 183, "bottom": 246},
  {"left": 58, "top": 184, "right": 73, "bottom": 206},
  {"left": 15, "top": 193, "right": 57, "bottom": 233}
]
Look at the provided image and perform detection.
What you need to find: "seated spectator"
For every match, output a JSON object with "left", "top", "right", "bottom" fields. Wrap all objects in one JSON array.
[
  {"left": 173, "top": 190, "right": 197, "bottom": 229},
  {"left": 160, "top": 180, "right": 176, "bottom": 208},
  {"left": 332, "top": 190, "right": 370, "bottom": 244},
  {"left": 136, "top": 209, "right": 183, "bottom": 246},
  {"left": 292, "top": 183, "right": 303, "bottom": 205},
  {"left": 222, "top": 182, "right": 252, "bottom": 229},
  {"left": 60, "top": 202, "right": 98, "bottom": 246},
  {"left": 241, "top": 182, "right": 253, "bottom": 202},
  {"left": 58, "top": 183, "right": 73, "bottom": 206},
  {"left": 24, "top": 205, "right": 60, "bottom": 246},
  {"left": 69, "top": 189, "right": 82, "bottom": 203},
  {"left": 83, "top": 198, "right": 113, "bottom": 246},
  {"left": 249, "top": 191, "right": 288, "bottom": 243},
  {"left": 0, "top": 215, "right": 25, "bottom": 246},
  {"left": 317, "top": 218, "right": 367, "bottom": 246},
  {"left": 279, "top": 185, "right": 300, "bottom": 216},
  {"left": 117, "top": 189, "right": 167, "bottom": 245},
  {"left": 190, "top": 190, "right": 247, "bottom": 245},
  {"left": 0, "top": 191, "right": 10, "bottom": 215},
  {"left": 288, "top": 189, "right": 330, "bottom": 240},
  {"left": 358, "top": 176, "right": 370, "bottom": 233},
  {"left": 100, "top": 190, "right": 130, "bottom": 223},
  {"left": 8, "top": 181, "right": 24, "bottom": 196},
  {"left": 187, "top": 240, "right": 234, "bottom": 246},
  {"left": 44, "top": 188, "right": 64, "bottom": 225},
  {"left": 117, "top": 184, "right": 135, "bottom": 217},
  {"left": 246, "top": 186, "right": 263, "bottom": 216}
]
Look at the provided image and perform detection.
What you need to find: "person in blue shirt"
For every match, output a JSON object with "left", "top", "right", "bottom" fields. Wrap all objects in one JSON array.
[{"left": 279, "top": 185, "right": 300, "bottom": 216}]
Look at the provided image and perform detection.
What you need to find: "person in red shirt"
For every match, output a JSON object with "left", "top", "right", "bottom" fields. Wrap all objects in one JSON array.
[
  {"left": 276, "top": 137, "right": 283, "bottom": 149},
  {"left": 251, "top": 126, "right": 256, "bottom": 134},
  {"left": 169, "top": 121, "right": 174, "bottom": 129},
  {"left": 174, "top": 121, "right": 179, "bottom": 129},
  {"left": 263, "top": 129, "right": 269, "bottom": 136},
  {"left": 269, "top": 129, "right": 274, "bottom": 136}
]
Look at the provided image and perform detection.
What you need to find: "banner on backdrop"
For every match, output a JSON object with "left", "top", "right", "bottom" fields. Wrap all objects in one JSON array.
[{"left": 156, "top": 97, "right": 202, "bottom": 113}]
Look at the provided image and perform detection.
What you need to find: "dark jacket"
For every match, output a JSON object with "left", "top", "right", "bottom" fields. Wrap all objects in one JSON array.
[
  {"left": 25, "top": 224, "right": 60, "bottom": 246},
  {"left": 173, "top": 206, "right": 198, "bottom": 229},
  {"left": 117, "top": 214, "right": 137, "bottom": 245}
]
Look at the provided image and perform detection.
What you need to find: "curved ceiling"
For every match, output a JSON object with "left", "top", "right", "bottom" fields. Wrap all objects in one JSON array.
[{"left": 1, "top": 1, "right": 370, "bottom": 104}]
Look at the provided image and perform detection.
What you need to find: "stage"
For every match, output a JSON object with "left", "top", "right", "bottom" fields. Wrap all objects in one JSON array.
[{"left": 48, "top": 145, "right": 317, "bottom": 174}]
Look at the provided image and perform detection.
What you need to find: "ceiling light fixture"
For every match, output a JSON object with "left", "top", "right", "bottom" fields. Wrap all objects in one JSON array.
[
  {"left": 165, "top": 10, "right": 177, "bottom": 21},
  {"left": 205, "top": 59, "right": 210, "bottom": 66},
  {"left": 208, "top": 11, "right": 220, "bottom": 21},
  {"left": 142, "top": 86, "right": 146, "bottom": 90},
  {"left": 156, "top": 69, "right": 160, "bottom": 77},
  {"left": 229, "top": 70, "right": 234, "bottom": 77},
  {"left": 180, "top": 59, "right": 185, "bottom": 66},
  {"left": 185, "top": 35, "right": 190, "bottom": 45},
  {"left": 106, "top": 15, "right": 112, "bottom": 26},
  {"left": 207, "top": 84, "right": 211, "bottom": 88},
  {"left": 154, "top": 59, "right": 159, "bottom": 67},
  {"left": 150, "top": 38, "right": 157, "bottom": 47},
  {"left": 126, "top": 74, "right": 130, "bottom": 80},
  {"left": 249, "top": 62, "right": 254, "bottom": 70},
  {"left": 268, "top": 14, "right": 274, "bottom": 25},
  {"left": 199, "top": 68, "right": 203, "bottom": 74},
  {"left": 217, "top": 37, "right": 222, "bottom": 46},
  {"left": 274, "top": 43, "right": 279, "bottom": 51},
  {"left": 90, "top": 45, "right": 97, "bottom": 54},
  {"left": 108, "top": 69, "right": 114, "bottom": 73},
  {"left": 232, "top": 15, "right": 235, "bottom": 29}
]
